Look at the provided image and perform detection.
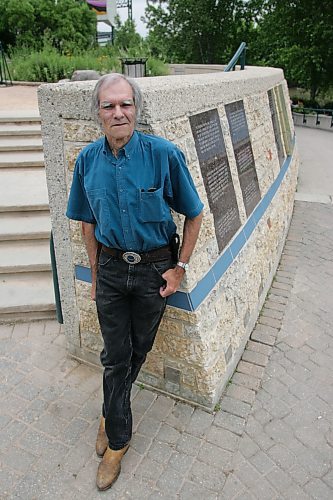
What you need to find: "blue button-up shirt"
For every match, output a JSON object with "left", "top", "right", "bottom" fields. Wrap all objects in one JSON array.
[{"left": 66, "top": 131, "right": 204, "bottom": 252}]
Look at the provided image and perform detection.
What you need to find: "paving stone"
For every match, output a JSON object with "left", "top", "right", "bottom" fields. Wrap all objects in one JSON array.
[
  {"left": 251, "top": 328, "right": 276, "bottom": 346},
  {"left": 60, "top": 417, "right": 90, "bottom": 446},
  {"left": 157, "top": 423, "right": 181, "bottom": 445},
  {"left": 236, "top": 360, "right": 265, "bottom": 379},
  {"left": 266, "top": 466, "right": 293, "bottom": 492},
  {"left": 241, "top": 350, "right": 269, "bottom": 367},
  {"left": 145, "top": 395, "right": 175, "bottom": 420},
  {"left": 179, "top": 481, "right": 218, "bottom": 500},
  {"left": 167, "top": 451, "right": 195, "bottom": 474},
  {"left": 1, "top": 445, "right": 37, "bottom": 473},
  {"left": 134, "top": 456, "right": 164, "bottom": 482},
  {"left": 32, "top": 441, "right": 70, "bottom": 474},
  {"left": 48, "top": 400, "right": 81, "bottom": 421},
  {"left": 206, "top": 425, "right": 240, "bottom": 452},
  {"left": 284, "top": 484, "right": 311, "bottom": 499},
  {"left": 147, "top": 440, "right": 174, "bottom": 464},
  {"left": 213, "top": 410, "right": 245, "bottom": 436},
  {"left": 249, "top": 450, "right": 276, "bottom": 474},
  {"left": 225, "top": 384, "right": 256, "bottom": 404},
  {"left": 11, "top": 470, "right": 48, "bottom": 499},
  {"left": 131, "top": 388, "right": 157, "bottom": 414},
  {"left": 264, "top": 299, "right": 286, "bottom": 312},
  {"left": 123, "top": 477, "right": 157, "bottom": 497},
  {"left": 289, "top": 463, "right": 311, "bottom": 486},
  {"left": 156, "top": 464, "right": 185, "bottom": 493},
  {"left": 304, "top": 478, "right": 333, "bottom": 500},
  {"left": 136, "top": 416, "right": 162, "bottom": 438},
  {"left": 188, "top": 459, "right": 226, "bottom": 491},
  {"left": 232, "top": 371, "right": 261, "bottom": 391},
  {"left": 258, "top": 315, "right": 282, "bottom": 329},
  {"left": 247, "top": 339, "right": 273, "bottom": 356},
  {"left": 165, "top": 402, "right": 194, "bottom": 432},
  {"left": 175, "top": 432, "right": 202, "bottom": 457},
  {"left": 238, "top": 433, "right": 260, "bottom": 458},
  {"left": 184, "top": 408, "right": 214, "bottom": 439},
  {"left": 219, "top": 473, "right": 245, "bottom": 499},
  {"left": 220, "top": 395, "right": 251, "bottom": 419},
  {"left": 197, "top": 442, "right": 232, "bottom": 469}
]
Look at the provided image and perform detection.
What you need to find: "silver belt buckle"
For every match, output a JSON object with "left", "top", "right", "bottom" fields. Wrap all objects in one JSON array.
[{"left": 122, "top": 251, "right": 141, "bottom": 264}]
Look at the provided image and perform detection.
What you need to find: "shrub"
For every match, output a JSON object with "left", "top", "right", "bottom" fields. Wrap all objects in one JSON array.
[{"left": 9, "top": 45, "right": 168, "bottom": 82}]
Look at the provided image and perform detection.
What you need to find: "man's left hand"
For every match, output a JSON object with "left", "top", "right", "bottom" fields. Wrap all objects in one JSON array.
[{"left": 159, "top": 266, "right": 185, "bottom": 298}]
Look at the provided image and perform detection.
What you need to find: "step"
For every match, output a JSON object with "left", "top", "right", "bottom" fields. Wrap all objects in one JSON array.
[
  {"left": 0, "top": 111, "right": 40, "bottom": 123},
  {"left": 0, "top": 136, "right": 43, "bottom": 152},
  {"left": 0, "top": 309, "right": 56, "bottom": 323},
  {"left": 0, "top": 123, "right": 41, "bottom": 137},
  {"left": 0, "top": 240, "right": 51, "bottom": 273},
  {"left": 0, "top": 271, "right": 55, "bottom": 315},
  {"left": 0, "top": 150, "right": 44, "bottom": 167},
  {"left": 0, "top": 168, "right": 49, "bottom": 212},
  {"left": 0, "top": 211, "right": 51, "bottom": 241}
]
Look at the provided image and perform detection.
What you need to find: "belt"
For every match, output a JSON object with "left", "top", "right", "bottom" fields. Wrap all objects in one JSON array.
[{"left": 101, "top": 245, "right": 172, "bottom": 264}]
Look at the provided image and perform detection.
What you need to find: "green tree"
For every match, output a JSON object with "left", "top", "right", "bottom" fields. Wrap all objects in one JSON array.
[
  {"left": 0, "top": 0, "right": 96, "bottom": 53},
  {"left": 249, "top": 0, "right": 333, "bottom": 100},
  {"left": 113, "top": 16, "right": 145, "bottom": 54},
  {"left": 145, "top": 0, "right": 247, "bottom": 64}
]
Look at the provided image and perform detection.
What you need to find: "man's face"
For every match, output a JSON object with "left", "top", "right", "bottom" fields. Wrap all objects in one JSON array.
[{"left": 98, "top": 79, "right": 136, "bottom": 146}]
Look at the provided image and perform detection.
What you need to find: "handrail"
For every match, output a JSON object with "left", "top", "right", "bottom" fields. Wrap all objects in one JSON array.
[
  {"left": 0, "top": 41, "right": 12, "bottom": 86},
  {"left": 292, "top": 106, "right": 333, "bottom": 128},
  {"left": 224, "top": 42, "right": 247, "bottom": 72}
]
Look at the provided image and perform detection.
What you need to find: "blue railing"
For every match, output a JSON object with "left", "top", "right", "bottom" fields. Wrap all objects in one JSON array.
[{"left": 224, "top": 42, "right": 247, "bottom": 72}]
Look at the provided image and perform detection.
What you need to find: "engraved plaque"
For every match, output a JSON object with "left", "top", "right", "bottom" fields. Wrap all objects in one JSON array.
[
  {"left": 226, "top": 101, "right": 261, "bottom": 217},
  {"left": 190, "top": 109, "right": 241, "bottom": 252},
  {"left": 276, "top": 85, "right": 293, "bottom": 155},
  {"left": 268, "top": 89, "right": 285, "bottom": 167}
]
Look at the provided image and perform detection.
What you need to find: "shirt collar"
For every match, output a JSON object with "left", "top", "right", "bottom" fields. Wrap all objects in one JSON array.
[{"left": 102, "top": 131, "right": 139, "bottom": 160}]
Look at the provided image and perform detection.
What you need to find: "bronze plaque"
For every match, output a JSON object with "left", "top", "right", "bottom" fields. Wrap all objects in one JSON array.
[
  {"left": 190, "top": 109, "right": 241, "bottom": 252},
  {"left": 276, "top": 85, "right": 293, "bottom": 155},
  {"left": 268, "top": 89, "right": 285, "bottom": 167},
  {"left": 226, "top": 101, "right": 261, "bottom": 217}
]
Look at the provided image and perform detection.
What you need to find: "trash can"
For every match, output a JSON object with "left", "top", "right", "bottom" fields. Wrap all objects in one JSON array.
[{"left": 121, "top": 58, "right": 147, "bottom": 78}]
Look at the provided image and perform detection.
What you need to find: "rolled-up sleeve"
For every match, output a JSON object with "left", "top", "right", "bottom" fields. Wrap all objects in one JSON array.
[
  {"left": 168, "top": 147, "right": 204, "bottom": 218},
  {"left": 66, "top": 157, "right": 96, "bottom": 223}
]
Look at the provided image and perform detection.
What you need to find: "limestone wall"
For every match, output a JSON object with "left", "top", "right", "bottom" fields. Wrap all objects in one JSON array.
[{"left": 38, "top": 67, "right": 298, "bottom": 409}]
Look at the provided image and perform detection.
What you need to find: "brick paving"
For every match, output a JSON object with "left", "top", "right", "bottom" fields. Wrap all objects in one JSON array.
[{"left": 0, "top": 199, "right": 332, "bottom": 499}]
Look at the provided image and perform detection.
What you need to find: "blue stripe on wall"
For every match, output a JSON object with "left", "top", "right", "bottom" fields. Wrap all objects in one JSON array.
[{"left": 75, "top": 146, "right": 294, "bottom": 312}]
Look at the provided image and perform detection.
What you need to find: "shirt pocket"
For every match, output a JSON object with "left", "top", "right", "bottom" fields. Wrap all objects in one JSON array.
[
  {"left": 86, "top": 188, "right": 110, "bottom": 237},
  {"left": 139, "top": 187, "right": 165, "bottom": 223}
]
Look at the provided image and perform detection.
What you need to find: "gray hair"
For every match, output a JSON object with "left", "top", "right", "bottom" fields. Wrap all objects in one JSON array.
[{"left": 91, "top": 73, "right": 143, "bottom": 125}]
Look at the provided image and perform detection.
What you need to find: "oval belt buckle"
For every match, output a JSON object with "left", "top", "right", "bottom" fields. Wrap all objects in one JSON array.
[{"left": 122, "top": 252, "right": 141, "bottom": 264}]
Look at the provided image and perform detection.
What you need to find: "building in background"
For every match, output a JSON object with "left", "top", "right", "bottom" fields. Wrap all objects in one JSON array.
[{"left": 85, "top": 0, "right": 133, "bottom": 45}]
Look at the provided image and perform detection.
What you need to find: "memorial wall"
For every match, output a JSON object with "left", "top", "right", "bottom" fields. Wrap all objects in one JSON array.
[{"left": 38, "top": 67, "right": 299, "bottom": 409}]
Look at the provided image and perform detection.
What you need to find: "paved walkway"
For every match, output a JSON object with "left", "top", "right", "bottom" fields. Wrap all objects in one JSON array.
[{"left": 0, "top": 103, "right": 332, "bottom": 497}]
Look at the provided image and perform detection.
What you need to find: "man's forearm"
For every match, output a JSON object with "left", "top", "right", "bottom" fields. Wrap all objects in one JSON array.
[
  {"left": 81, "top": 222, "right": 99, "bottom": 277},
  {"left": 179, "top": 211, "right": 203, "bottom": 263}
]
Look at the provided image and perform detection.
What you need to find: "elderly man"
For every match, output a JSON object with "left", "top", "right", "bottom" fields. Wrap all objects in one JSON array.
[{"left": 66, "top": 73, "right": 203, "bottom": 491}]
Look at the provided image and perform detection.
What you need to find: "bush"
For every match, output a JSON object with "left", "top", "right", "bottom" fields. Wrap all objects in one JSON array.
[{"left": 9, "top": 45, "right": 169, "bottom": 82}]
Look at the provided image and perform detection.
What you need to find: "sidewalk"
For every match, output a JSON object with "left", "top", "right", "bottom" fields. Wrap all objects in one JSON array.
[{"left": 0, "top": 95, "right": 332, "bottom": 497}]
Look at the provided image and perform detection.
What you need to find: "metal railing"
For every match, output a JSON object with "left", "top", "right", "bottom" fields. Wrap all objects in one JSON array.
[
  {"left": 224, "top": 42, "right": 247, "bottom": 72},
  {"left": 292, "top": 106, "right": 333, "bottom": 128},
  {"left": 0, "top": 41, "right": 12, "bottom": 85}
]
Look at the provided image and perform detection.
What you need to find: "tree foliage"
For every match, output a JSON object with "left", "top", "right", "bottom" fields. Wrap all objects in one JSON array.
[
  {"left": 0, "top": 0, "right": 96, "bottom": 53},
  {"left": 144, "top": 0, "right": 332, "bottom": 98},
  {"left": 145, "top": 0, "right": 250, "bottom": 64},
  {"left": 250, "top": 0, "right": 333, "bottom": 100}
]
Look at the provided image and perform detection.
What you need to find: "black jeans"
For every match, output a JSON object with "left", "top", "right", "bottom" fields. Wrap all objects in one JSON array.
[{"left": 96, "top": 249, "right": 172, "bottom": 450}]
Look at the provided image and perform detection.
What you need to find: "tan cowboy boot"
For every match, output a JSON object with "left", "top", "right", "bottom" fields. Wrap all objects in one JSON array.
[
  {"left": 95, "top": 416, "right": 108, "bottom": 457},
  {"left": 96, "top": 444, "right": 129, "bottom": 491}
]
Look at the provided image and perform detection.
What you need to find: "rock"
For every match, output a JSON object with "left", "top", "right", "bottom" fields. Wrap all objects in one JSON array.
[{"left": 70, "top": 70, "right": 101, "bottom": 81}]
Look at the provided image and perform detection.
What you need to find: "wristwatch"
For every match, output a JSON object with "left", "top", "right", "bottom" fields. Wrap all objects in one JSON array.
[{"left": 177, "top": 261, "right": 189, "bottom": 272}]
